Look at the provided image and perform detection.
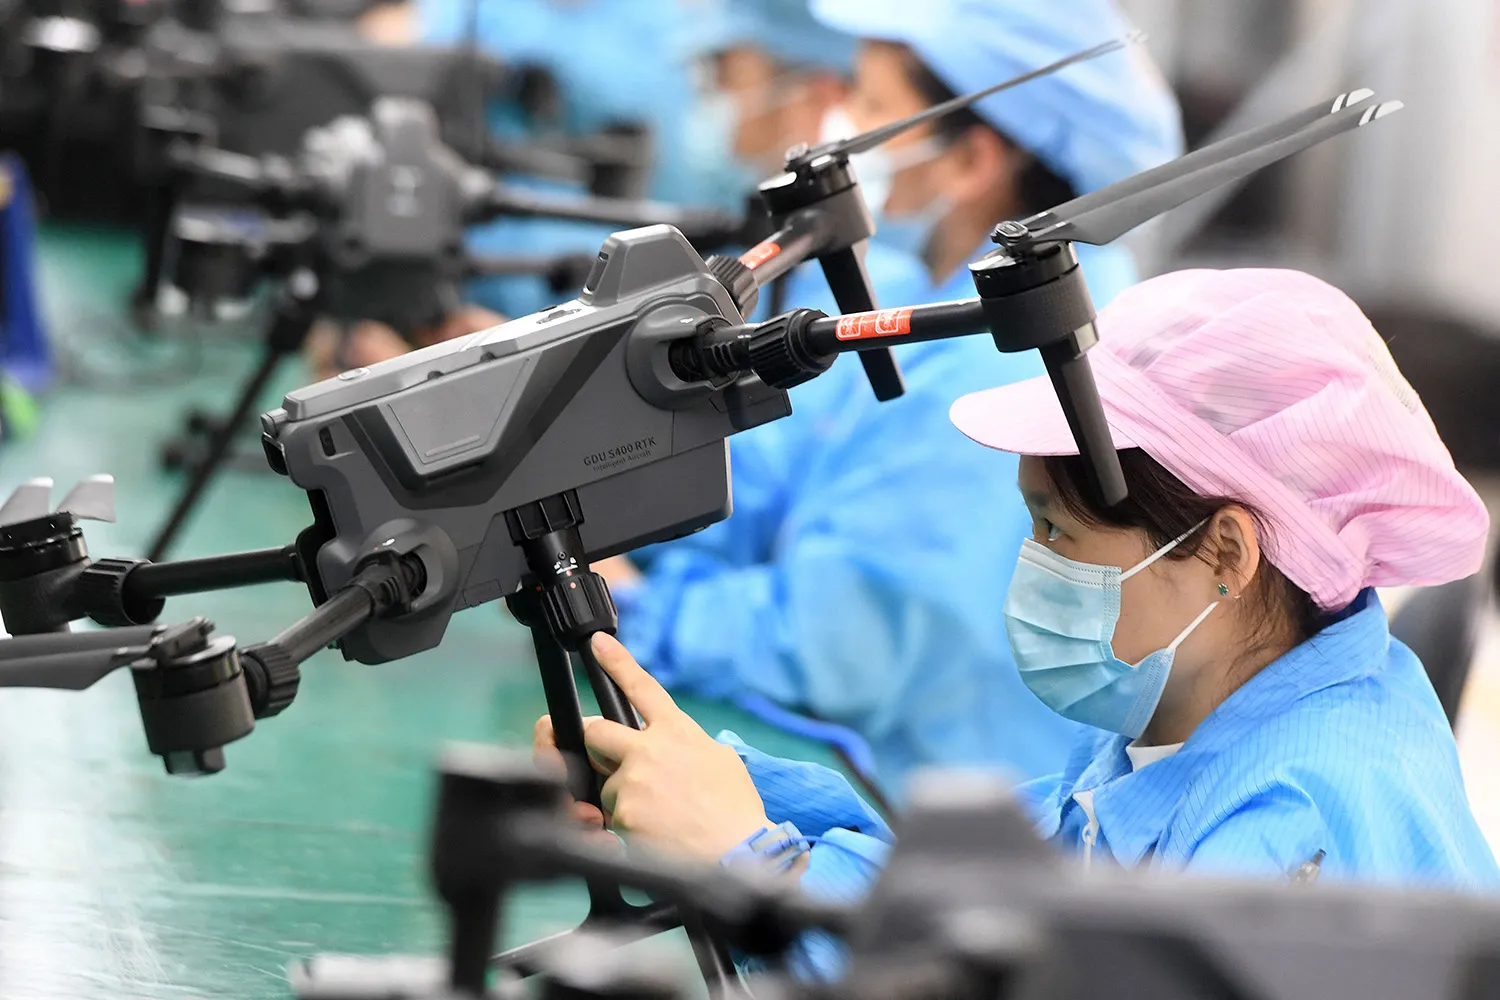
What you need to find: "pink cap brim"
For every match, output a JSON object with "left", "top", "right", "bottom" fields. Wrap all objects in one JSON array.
[{"left": 949, "top": 373, "right": 1139, "bottom": 456}]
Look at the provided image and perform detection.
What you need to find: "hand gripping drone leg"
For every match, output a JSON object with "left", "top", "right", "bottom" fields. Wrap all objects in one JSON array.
[{"left": 498, "top": 490, "right": 747, "bottom": 997}]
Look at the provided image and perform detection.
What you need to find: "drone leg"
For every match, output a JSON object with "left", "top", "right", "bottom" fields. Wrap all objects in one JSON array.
[
  {"left": 131, "top": 179, "right": 177, "bottom": 328},
  {"left": 146, "top": 286, "right": 318, "bottom": 562},
  {"left": 508, "top": 589, "right": 638, "bottom": 920},
  {"left": 510, "top": 587, "right": 600, "bottom": 807},
  {"left": 817, "top": 245, "right": 905, "bottom": 401},
  {"left": 505, "top": 523, "right": 748, "bottom": 997}
]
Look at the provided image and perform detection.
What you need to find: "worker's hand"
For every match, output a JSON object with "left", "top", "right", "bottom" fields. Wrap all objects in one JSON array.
[
  {"left": 532, "top": 714, "right": 621, "bottom": 850},
  {"left": 417, "top": 305, "right": 507, "bottom": 347},
  {"left": 593, "top": 555, "right": 643, "bottom": 591},
  {"left": 304, "top": 319, "right": 410, "bottom": 382},
  {"left": 304, "top": 307, "right": 508, "bottom": 383},
  {"left": 582, "top": 633, "right": 773, "bottom": 861},
  {"left": 357, "top": 1, "right": 417, "bottom": 44}
]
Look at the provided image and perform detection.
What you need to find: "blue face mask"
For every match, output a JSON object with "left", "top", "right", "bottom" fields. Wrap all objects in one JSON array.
[
  {"left": 875, "top": 196, "right": 954, "bottom": 258},
  {"left": 849, "top": 139, "right": 953, "bottom": 260},
  {"left": 682, "top": 92, "right": 763, "bottom": 210},
  {"left": 1003, "top": 522, "right": 1219, "bottom": 739}
]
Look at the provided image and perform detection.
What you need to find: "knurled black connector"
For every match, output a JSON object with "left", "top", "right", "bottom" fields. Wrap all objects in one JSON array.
[
  {"left": 543, "top": 572, "right": 617, "bottom": 651},
  {"left": 748, "top": 308, "right": 834, "bottom": 390},
  {"left": 81, "top": 558, "right": 165, "bottom": 627},
  {"left": 704, "top": 254, "right": 759, "bottom": 318},
  {"left": 240, "top": 642, "right": 301, "bottom": 718},
  {"left": 348, "top": 553, "right": 428, "bottom": 618},
  {"left": 506, "top": 492, "right": 584, "bottom": 544}
]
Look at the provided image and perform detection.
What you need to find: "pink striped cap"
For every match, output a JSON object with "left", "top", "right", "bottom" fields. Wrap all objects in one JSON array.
[{"left": 950, "top": 269, "right": 1489, "bottom": 609}]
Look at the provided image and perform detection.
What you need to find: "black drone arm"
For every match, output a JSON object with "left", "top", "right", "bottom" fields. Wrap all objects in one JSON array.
[
  {"left": 164, "top": 142, "right": 319, "bottom": 212},
  {"left": 738, "top": 209, "right": 835, "bottom": 288},
  {"left": 0, "top": 537, "right": 426, "bottom": 776},
  {"left": 672, "top": 254, "right": 1123, "bottom": 504},
  {"left": 127, "top": 545, "right": 303, "bottom": 600},
  {"left": 473, "top": 179, "right": 746, "bottom": 250}
]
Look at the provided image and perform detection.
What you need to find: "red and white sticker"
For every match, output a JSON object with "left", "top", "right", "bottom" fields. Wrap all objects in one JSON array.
[
  {"left": 835, "top": 306, "right": 915, "bottom": 341},
  {"left": 739, "top": 241, "right": 782, "bottom": 270}
]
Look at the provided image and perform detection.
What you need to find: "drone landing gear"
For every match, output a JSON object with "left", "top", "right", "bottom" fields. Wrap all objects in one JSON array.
[
  {"left": 160, "top": 409, "right": 270, "bottom": 477},
  {"left": 146, "top": 274, "right": 320, "bottom": 562},
  {"left": 493, "top": 491, "right": 745, "bottom": 999}
]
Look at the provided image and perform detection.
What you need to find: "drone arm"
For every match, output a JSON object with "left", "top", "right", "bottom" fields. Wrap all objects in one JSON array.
[
  {"left": 254, "top": 554, "right": 424, "bottom": 667},
  {"left": 736, "top": 210, "right": 832, "bottom": 289},
  {"left": 478, "top": 136, "right": 589, "bottom": 183},
  {"left": 473, "top": 181, "right": 744, "bottom": 247},
  {"left": 677, "top": 294, "right": 1123, "bottom": 505},
  {"left": 164, "top": 143, "right": 314, "bottom": 212},
  {"left": 166, "top": 143, "right": 268, "bottom": 194},
  {"left": 126, "top": 545, "right": 303, "bottom": 601}
]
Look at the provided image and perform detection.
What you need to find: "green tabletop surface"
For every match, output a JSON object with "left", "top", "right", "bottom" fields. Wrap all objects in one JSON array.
[{"left": 0, "top": 225, "right": 851, "bottom": 999}]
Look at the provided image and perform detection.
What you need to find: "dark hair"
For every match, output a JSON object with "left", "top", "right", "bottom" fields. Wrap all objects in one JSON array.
[
  {"left": 1042, "top": 449, "right": 1328, "bottom": 654},
  {"left": 900, "top": 51, "right": 1078, "bottom": 215}
]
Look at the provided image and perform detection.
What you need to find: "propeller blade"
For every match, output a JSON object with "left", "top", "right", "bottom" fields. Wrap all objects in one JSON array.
[
  {"left": 0, "top": 646, "right": 146, "bottom": 691},
  {"left": 56, "top": 475, "right": 116, "bottom": 524},
  {"left": 0, "top": 478, "right": 53, "bottom": 527},
  {"left": 1005, "top": 91, "right": 1400, "bottom": 249},
  {"left": 787, "top": 32, "right": 1144, "bottom": 169}
]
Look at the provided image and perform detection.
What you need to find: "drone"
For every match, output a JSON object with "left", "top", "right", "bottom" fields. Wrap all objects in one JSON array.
[
  {"left": 0, "top": 28, "right": 1402, "bottom": 997},
  {"left": 137, "top": 92, "right": 745, "bottom": 565}
]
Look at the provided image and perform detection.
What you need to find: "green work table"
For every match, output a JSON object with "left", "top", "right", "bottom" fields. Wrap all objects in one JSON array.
[{"left": 0, "top": 227, "right": 852, "bottom": 999}]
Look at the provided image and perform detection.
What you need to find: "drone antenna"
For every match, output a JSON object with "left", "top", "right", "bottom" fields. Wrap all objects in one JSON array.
[{"left": 787, "top": 31, "right": 1145, "bottom": 170}]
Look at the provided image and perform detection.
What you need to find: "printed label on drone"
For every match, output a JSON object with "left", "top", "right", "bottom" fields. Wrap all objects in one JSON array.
[
  {"left": 740, "top": 241, "right": 781, "bottom": 270},
  {"left": 835, "top": 307, "right": 914, "bottom": 341},
  {"left": 583, "top": 436, "right": 659, "bottom": 473}
]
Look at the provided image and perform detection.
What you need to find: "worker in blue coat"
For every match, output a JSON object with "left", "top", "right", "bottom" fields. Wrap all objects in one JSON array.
[
  {"left": 603, "top": 0, "right": 1184, "bottom": 796},
  {"left": 417, "top": 0, "right": 714, "bottom": 318},
  {"left": 537, "top": 268, "right": 1500, "bottom": 981},
  {"left": 811, "top": 0, "right": 1179, "bottom": 302}
]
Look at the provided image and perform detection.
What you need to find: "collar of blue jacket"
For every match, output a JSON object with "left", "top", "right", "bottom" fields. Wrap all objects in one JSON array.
[{"left": 1020, "top": 589, "right": 1498, "bottom": 886}]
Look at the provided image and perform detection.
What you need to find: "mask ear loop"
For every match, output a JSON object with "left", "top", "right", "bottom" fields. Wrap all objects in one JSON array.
[
  {"left": 1120, "top": 516, "right": 1212, "bottom": 582},
  {"left": 1121, "top": 517, "right": 1222, "bottom": 660},
  {"left": 1164, "top": 599, "right": 1220, "bottom": 653}
]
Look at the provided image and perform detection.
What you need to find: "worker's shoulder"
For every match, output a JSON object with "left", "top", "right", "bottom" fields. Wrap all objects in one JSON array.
[{"left": 1182, "top": 641, "right": 1463, "bottom": 820}]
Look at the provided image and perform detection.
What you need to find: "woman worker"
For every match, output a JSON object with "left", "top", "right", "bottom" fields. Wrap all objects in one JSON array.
[
  {"left": 605, "top": 0, "right": 1183, "bottom": 798},
  {"left": 538, "top": 268, "right": 1500, "bottom": 976}
]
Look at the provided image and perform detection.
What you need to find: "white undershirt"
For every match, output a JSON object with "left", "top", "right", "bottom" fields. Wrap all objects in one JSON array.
[{"left": 1125, "top": 741, "right": 1185, "bottom": 771}]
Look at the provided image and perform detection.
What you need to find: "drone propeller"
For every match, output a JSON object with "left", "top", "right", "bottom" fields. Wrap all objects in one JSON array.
[
  {"left": 56, "top": 475, "right": 117, "bottom": 524},
  {"left": 784, "top": 32, "right": 1144, "bottom": 172},
  {"left": 0, "top": 475, "right": 116, "bottom": 528},
  {"left": 995, "top": 89, "right": 1403, "bottom": 251},
  {"left": 0, "top": 478, "right": 54, "bottom": 527}
]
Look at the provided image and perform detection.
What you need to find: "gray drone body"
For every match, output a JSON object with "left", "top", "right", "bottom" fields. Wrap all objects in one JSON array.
[
  {"left": 262, "top": 225, "right": 789, "bottom": 664},
  {"left": 304, "top": 97, "right": 484, "bottom": 331}
]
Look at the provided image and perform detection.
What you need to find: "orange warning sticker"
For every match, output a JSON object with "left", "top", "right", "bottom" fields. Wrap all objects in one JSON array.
[
  {"left": 740, "top": 241, "right": 781, "bottom": 270},
  {"left": 835, "top": 307, "right": 915, "bottom": 341}
]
